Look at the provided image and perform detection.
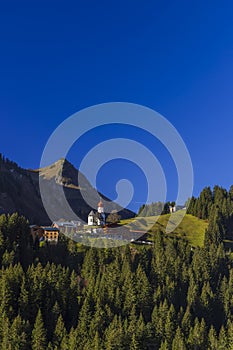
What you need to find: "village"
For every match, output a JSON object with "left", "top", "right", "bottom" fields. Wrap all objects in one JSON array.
[
  {"left": 30, "top": 200, "right": 132, "bottom": 247},
  {"left": 30, "top": 200, "right": 178, "bottom": 247}
]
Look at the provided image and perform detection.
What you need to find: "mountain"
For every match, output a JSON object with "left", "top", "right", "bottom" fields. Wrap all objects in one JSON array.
[{"left": 0, "top": 155, "right": 134, "bottom": 224}]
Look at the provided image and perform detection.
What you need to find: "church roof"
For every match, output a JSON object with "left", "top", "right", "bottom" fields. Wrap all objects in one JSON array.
[{"left": 88, "top": 210, "right": 95, "bottom": 216}]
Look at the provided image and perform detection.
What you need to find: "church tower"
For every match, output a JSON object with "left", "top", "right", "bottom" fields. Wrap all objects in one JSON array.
[
  {"left": 98, "top": 200, "right": 104, "bottom": 213},
  {"left": 97, "top": 199, "right": 105, "bottom": 225}
]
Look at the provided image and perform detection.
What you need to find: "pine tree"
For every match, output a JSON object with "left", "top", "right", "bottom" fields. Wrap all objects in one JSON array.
[
  {"left": 164, "top": 304, "right": 176, "bottom": 346},
  {"left": 127, "top": 304, "right": 138, "bottom": 336},
  {"left": 200, "top": 282, "right": 214, "bottom": 325},
  {"left": 218, "top": 326, "right": 228, "bottom": 350},
  {"left": 130, "top": 333, "right": 140, "bottom": 350},
  {"left": 104, "top": 315, "right": 125, "bottom": 350},
  {"left": 204, "top": 205, "right": 226, "bottom": 246},
  {"left": 53, "top": 314, "right": 67, "bottom": 349},
  {"left": 208, "top": 325, "right": 218, "bottom": 350},
  {"left": 172, "top": 327, "right": 186, "bottom": 350},
  {"left": 135, "top": 264, "right": 152, "bottom": 320},
  {"left": 159, "top": 340, "right": 169, "bottom": 350},
  {"left": 0, "top": 314, "right": 10, "bottom": 349},
  {"left": 227, "top": 320, "right": 233, "bottom": 350},
  {"left": 18, "top": 276, "right": 30, "bottom": 320},
  {"left": 68, "top": 327, "right": 79, "bottom": 350},
  {"left": 229, "top": 185, "right": 233, "bottom": 201},
  {"left": 9, "top": 315, "right": 28, "bottom": 350},
  {"left": 31, "top": 309, "right": 47, "bottom": 350},
  {"left": 76, "top": 293, "right": 94, "bottom": 347},
  {"left": 92, "top": 331, "right": 101, "bottom": 350}
]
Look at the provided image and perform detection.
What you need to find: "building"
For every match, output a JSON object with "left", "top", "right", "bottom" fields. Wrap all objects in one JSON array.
[
  {"left": 52, "top": 220, "right": 83, "bottom": 236},
  {"left": 169, "top": 205, "right": 176, "bottom": 213},
  {"left": 52, "top": 220, "right": 81, "bottom": 229},
  {"left": 88, "top": 210, "right": 95, "bottom": 226},
  {"left": 42, "top": 227, "right": 59, "bottom": 244},
  {"left": 30, "top": 225, "right": 44, "bottom": 241},
  {"left": 30, "top": 225, "right": 59, "bottom": 246},
  {"left": 88, "top": 200, "right": 106, "bottom": 226}
]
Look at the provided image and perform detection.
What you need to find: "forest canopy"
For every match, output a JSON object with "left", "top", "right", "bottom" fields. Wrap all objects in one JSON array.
[{"left": 0, "top": 184, "right": 233, "bottom": 349}]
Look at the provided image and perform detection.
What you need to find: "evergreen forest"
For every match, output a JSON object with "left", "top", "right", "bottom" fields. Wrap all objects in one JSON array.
[{"left": 0, "top": 185, "right": 233, "bottom": 349}]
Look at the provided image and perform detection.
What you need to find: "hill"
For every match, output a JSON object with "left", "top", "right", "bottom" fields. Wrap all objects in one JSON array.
[
  {"left": 121, "top": 211, "right": 208, "bottom": 247},
  {"left": 0, "top": 155, "right": 134, "bottom": 224}
]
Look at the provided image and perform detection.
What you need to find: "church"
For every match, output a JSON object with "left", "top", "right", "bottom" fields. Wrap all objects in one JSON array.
[{"left": 88, "top": 200, "right": 106, "bottom": 226}]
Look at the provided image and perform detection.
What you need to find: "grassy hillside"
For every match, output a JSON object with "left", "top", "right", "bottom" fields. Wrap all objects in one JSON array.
[{"left": 120, "top": 211, "right": 208, "bottom": 247}]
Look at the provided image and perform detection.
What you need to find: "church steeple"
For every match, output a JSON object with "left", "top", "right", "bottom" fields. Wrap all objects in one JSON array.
[
  {"left": 87, "top": 199, "right": 105, "bottom": 226},
  {"left": 97, "top": 199, "right": 104, "bottom": 213},
  {"left": 97, "top": 198, "right": 105, "bottom": 226}
]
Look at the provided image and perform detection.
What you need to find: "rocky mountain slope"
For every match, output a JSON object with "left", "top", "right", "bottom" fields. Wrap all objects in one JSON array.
[{"left": 0, "top": 155, "right": 134, "bottom": 224}]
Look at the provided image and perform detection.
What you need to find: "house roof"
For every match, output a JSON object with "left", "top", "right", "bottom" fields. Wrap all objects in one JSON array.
[
  {"left": 42, "top": 227, "right": 59, "bottom": 232},
  {"left": 88, "top": 210, "right": 95, "bottom": 216},
  {"left": 53, "top": 221, "right": 76, "bottom": 227},
  {"left": 71, "top": 220, "right": 81, "bottom": 225}
]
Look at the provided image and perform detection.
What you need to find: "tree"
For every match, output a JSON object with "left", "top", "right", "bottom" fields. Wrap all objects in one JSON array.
[
  {"left": 53, "top": 314, "right": 67, "bottom": 349},
  {"left": 159, "top": 340, "right": 169, "bottom": 350},
  {"left": 181, "top": 305, "right": 192, "bottom": 337},
  {"left": 172, "top": 327, "right": 186, "bottom": 350},
  {"left": 227, "top": 320, "right": 233, "bottom": 350},
  {"left": 200, "top": 282, "right": 215, "bottom": 325},
  {"left": 106, "top": 210, "right": 121, "bottom": 224},
  {"left": 208, "top": 325, "right": 218, "bottom": 350},
  {"left": 105, "top": 315, "right": 125, "bottom": 350},
  {"left": 0, "top": 314, "right": 10, "bottom": 349},
  {"left": 92, "top": 331, "right": 101, "bottom": 350},
  {"left": 187, "top": 318, "right": 206, "bottom": 349},
  {"left": 135, "top": 264, "right": 152, "bottom": 320},
  {"left": 18, "top": 277, "right": 30, "bottom": 320},
  {"left": 68, "top": 327, "right": 79, "bottom": 350},
  {"left": 204, "top": 205, "right": 226, "bottom": 246},
  {"left": 31, "top": 309, "right": 47, "bottom": 350},
  {"left": 130, "top": 333, "right": 140, "bottom": 350},
  {"left": 162, "top": 202, "right": 170, "bottom": 215},
  {"left": 9, "top": 315, "right": 29, "bottom": 350},
  {"left": 229, "top": 185, "right": 233, "bottom": 201},
  {"left": 164, "top": 304, "right": 176, "bottom": 345},
  {"left": 218, "top": 326, "right": 228, "bottom": 350}
]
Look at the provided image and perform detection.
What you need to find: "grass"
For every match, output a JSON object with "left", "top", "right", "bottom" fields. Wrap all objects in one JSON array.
[{"left": 120, "top": 211, "right": 208, "bottom": 247}]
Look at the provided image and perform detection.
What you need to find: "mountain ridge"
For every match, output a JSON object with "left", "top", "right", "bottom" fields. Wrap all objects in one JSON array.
[{"left": 0, "top": 154, "right": 135, "bottom": 224}]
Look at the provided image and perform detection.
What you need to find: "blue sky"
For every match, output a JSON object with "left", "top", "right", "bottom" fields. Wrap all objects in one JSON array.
[{"left": 1, "top": 0, "right": 233, "bottom": 211}]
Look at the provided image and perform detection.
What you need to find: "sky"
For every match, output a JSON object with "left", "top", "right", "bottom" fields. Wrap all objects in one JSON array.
[{"left": 0, "top": 0, "right": 233, "bottom": 212}]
